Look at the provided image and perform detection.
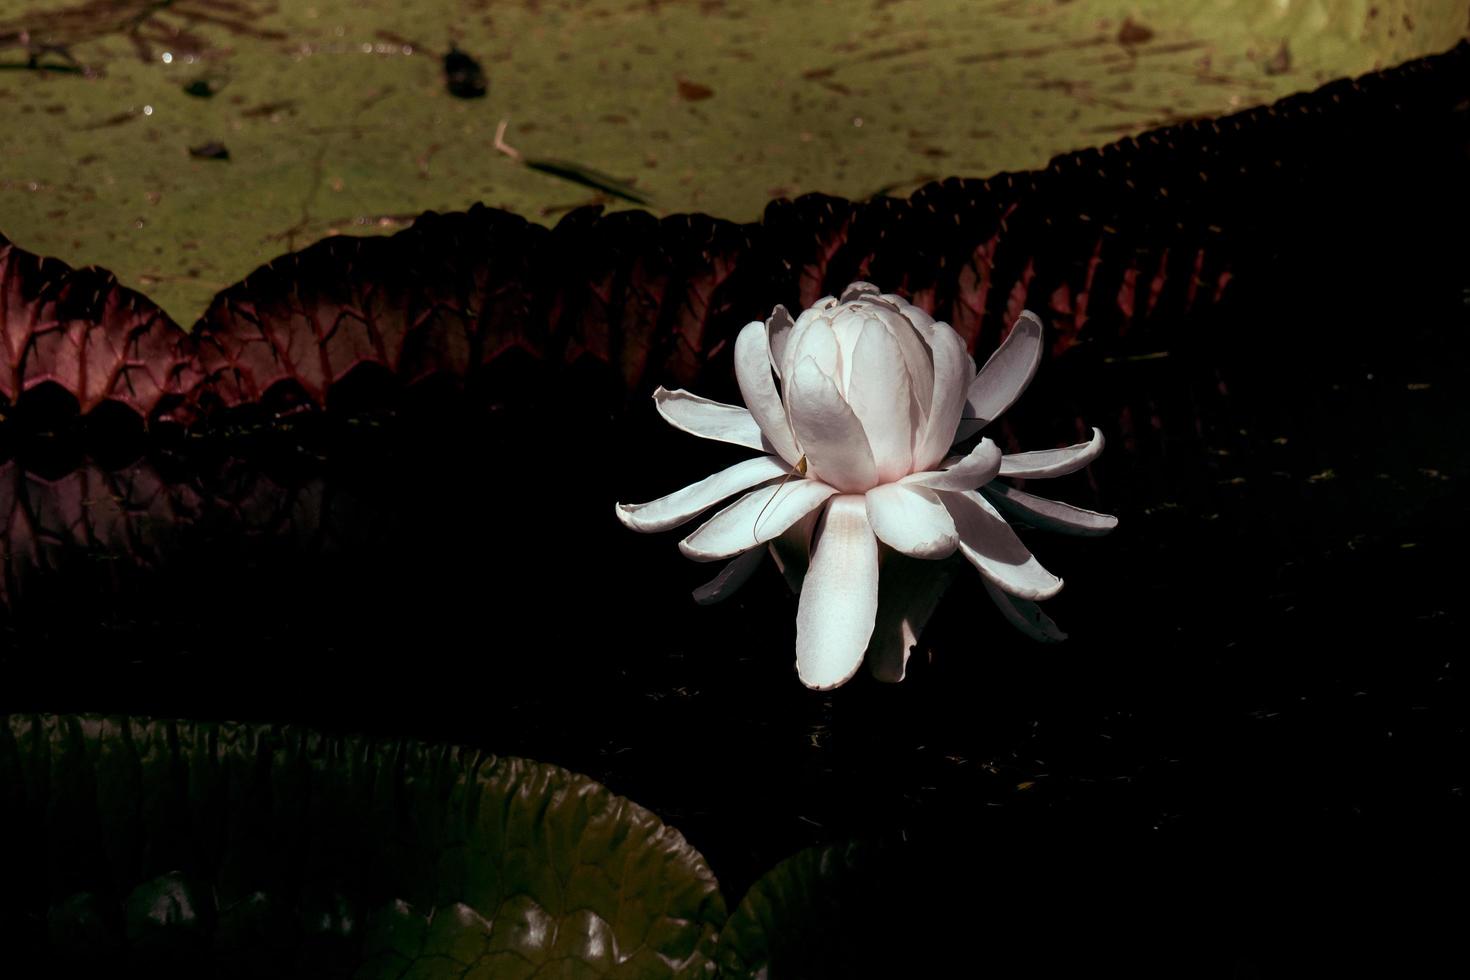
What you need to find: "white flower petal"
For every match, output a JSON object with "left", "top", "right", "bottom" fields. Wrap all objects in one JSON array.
[
  {"left": 789, "top": 317, "right": 842, "bottom": 389},
  {"left": 881, "top": 293, "right": 935, "bottom": 330},
  {"left": 787, "top": 356, "right": 878, "bottom": 492},
  {"left": 678, "top": 478, "right": 838, "bottom": 561},
  {"left": 954, "top": 310, "right": 1044, "bottom": 442},
  {"left": 874, "top": 297, "right": 936, "bottom": 411},
  {"left": 868, "top": 554, "right": 959, "bottom": 683},
  {"left": 983, "top": 482, "right": 1118, "bottom": 536},
  {"left": 796, "top": 494, "right": 879, "bottom": 690},
  {"left": 826, "top": 313, "right": 866, "bottom": 392},
  {"left": 765, "top": 304, "right": 796, "bottom": 379},
  {"left": 942, "top": 489, "right": 1063, "bottom": 600},
  {"left": 653, "top": 386, "right": 769, "bottom": 453},
  {"left": 735, "top": 320, "right": 802, "bottom": 465},
  {"left": 877, "top": 307, "right": 935, "bottom": 420},
  {"left": 912, "top": 320, "right": 976, "bottom": 471},
  {"left": 692, "top": 546, "right": 767, "bottom": 605},
  {"left": 795, "top": 296, "right": 838, "bottom": 326},
  {"left": 839, "top": 281, "right": 883, "bottom": 303},
  {"left": 846, "top": 317, "right": 915, "bottom": 482},
  {"left": 615, "top": 455, "right": 791, "bottom": 533},
  {"left": 784, "top": 297, "right": 838, "bottom": 380},
  {"left": 982, "top": 579, "right": 1068, "bottom": 643},
  {"left": 779, "top": 316, "right": 813, "bottom": 383},
  {"left": 864, "top": 484, "right": 958, "bottom": 559},
  {"left": 901, "top": 437, "right": 1002, "bottom": 493},
  {"left": 768, "top": 509, "right": 820, "bottom": 595},
  {"left": 998, "top": 428, "right": 1105, "bottom": 479}
]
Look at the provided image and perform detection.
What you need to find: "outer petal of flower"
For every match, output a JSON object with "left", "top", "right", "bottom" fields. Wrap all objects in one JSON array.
[
  {"left": 998, "top": 428, "right": 1105, "bottom": 479},
  {"left": 615, "top": 455, "right": 791, "bottom": 532},
  {"left": 735, "top": 320, "right": 802, "bottom": 464},
  {"left": 653, "top": 387, "right": 768, "bottom": 453},
  {"left": 868, "top": 553, "right": 959, "bottom": 682},
  {"left": 913, "top": 321, "right": 976, "bottom": 471},
  {"left": 692, "top": 546, "right": 767, "bottom": 605},
  {"left": 954, "top": 311, "right": 1043, "bottom": 442},
  {"left": 765, "top": 304, "right": 796, "bottom": 379},
  {"left": 679, "top": 478, "right": 838, "bottom": 561},
  {"left": 768, "top": 508, "right": 820, "bottom": 595},
  {"left": 846, "top": 318, "right": 914, "bottom": 482},
  {"left": 983, "top": 482, "right": 1118, "bottom": 536},
  {"left": 787, "top": 356, "right": 878, "bottom": 492},
  {"left": 796, "top": 494, "right": 879, "bottom": 690},
  {"left": 982, "top": 579, "right": 1068, "bottom": 642},
  {"left": 901, "top": 437, "right": 1002, "bottom": 493},
  {"left": 942, "top": 489, "right": 1063, "bottom": 600},
  {"left": 865, "top": 484, "right": 958, "bottom": 559}
]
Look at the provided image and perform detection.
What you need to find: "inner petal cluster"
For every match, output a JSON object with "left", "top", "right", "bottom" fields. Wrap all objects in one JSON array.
[{"left": 760, "top": 286, "right": 967, "bottom": 492}]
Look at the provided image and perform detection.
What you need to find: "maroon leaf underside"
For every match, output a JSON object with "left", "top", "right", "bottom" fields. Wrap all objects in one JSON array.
[
  {"left": 0, "top": 41, "right": 1464, "bottom": 424},
  {"left": 0, "top": 455, "right": 379, "bottom": 609},
  {"left": 0, "top": 244, "right": 200, "bottom": 418}
]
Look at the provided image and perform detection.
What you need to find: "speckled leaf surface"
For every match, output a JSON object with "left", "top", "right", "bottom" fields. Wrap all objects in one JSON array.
[
  {"left": 0, "top": 0, "right": 1464, "bottom": 326},
  {"left": 0, "top": 714, "right": 725, "bottom": 977}
]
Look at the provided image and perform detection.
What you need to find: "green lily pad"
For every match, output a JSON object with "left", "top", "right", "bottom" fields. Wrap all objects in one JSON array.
[
  {"left": 0, "top": 714, "right": 725, "bottom": 977},
  {"left": 714, "top": 839, "right": 1088, "bottom": 976},
  {"left": 715, "top": 840, "right": 920, "bottom": 979},
  {"left": 0, "top": 0, "right": 1463, "bottom": 327}
]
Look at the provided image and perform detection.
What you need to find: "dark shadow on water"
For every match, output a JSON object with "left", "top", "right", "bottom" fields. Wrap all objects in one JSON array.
[{"left": 1, "top": 265, "right": 1465, "bottom": 938}]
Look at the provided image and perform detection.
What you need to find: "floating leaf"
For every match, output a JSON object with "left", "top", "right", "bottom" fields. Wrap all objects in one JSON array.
[
  {"left": 0, "top": 42, "right": 1464, "bottom": 425},
  {"left": 0, "top": 234, "right": 199, "bottom": 419},
  {"left": 715, "top": 840, "right": 969, "bottom": 978},
  {"left": 0, "top": 714, "right": 725, "bottom": 977},
  {"left": 0, "top": 0, "right": 1463, "bottom": 326}
]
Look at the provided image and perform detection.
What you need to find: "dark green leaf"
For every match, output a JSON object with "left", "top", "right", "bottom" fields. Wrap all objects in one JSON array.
[
  {"left": 716, "top": 840, "right": 920, "bottom": 979},
  {"left": 0, "top": 714, "right": 725, "bottom": 978}
]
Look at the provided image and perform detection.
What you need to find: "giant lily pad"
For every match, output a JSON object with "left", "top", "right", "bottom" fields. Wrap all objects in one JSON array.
[
  {"left": 1, "top": 39, "right": 1466, "bottom": 423},
  {"left": 0, "top": 714, "right": 725, "bottom": 977},
  {"left": 713, "top": 838, "right": 1082, "bottom": 976},
  {"left": 715, "top": 840, "right": 905, "bottom": 979},
  {"left": 0, "top": 0, "right": 1464, "bottom": 326}
]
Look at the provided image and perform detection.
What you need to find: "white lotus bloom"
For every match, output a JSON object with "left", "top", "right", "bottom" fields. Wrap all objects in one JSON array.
[{"left": 616, "top": 281, "right": 1116, "bottom": 690}]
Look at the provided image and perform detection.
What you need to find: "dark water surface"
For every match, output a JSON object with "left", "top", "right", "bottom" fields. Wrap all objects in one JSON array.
[{"left": 2, "top": 262, "right": 1465, "bottom": 970}]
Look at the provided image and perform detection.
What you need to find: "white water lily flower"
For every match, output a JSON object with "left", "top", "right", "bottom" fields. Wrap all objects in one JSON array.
[{"left": 616, "top": 281, "right": 1116, "bottom": 690}]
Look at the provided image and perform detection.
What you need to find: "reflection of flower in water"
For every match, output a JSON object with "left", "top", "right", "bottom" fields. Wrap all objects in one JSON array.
[{"left": 618, "top": 282, "right": 1115, "bottom": 690}]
